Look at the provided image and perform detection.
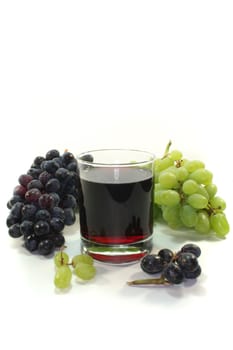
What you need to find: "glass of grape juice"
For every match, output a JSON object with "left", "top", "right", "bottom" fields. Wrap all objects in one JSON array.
[{"left": 77, "top": 149, "right": 155, "bottom": 264}]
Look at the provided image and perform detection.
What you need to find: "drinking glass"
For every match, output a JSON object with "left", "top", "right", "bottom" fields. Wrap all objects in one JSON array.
[{"left": 77, "top": 149, "right": 155, "bottom": 264}]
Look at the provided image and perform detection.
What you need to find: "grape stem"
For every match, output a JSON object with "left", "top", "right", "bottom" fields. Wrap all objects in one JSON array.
[
  {"left": 127, "top": 276, "right": 171, "bottom": 286},
  {"left": 162, "top": 140, "right": 172, "bottom": 158}
]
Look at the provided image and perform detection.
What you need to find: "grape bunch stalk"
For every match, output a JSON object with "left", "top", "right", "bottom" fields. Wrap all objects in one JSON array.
[
  {"left": 6, "top": 149, "right": 81, "bottom": 256},
  {"left": 153, "top": 142, "right": 230, "bottom": 238}
]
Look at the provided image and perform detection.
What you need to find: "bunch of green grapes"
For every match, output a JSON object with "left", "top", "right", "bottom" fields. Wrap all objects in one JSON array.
[
  {"left": 154, "top": 142, "right": 230, "bottom": 238},
  {"left": 54, "top": 250, "right": 96, "bottom": 290}
]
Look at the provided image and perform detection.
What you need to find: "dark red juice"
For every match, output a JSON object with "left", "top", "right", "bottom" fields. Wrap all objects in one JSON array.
[{"left": 79, "top": 167, "right": 154, "bottom": 245}]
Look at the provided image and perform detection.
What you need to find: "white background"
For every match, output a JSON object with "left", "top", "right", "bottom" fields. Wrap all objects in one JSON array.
[{"left": 1, "top": 1, "right": 233, "bottom": 349}]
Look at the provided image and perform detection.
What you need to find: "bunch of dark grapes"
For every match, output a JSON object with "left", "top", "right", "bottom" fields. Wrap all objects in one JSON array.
[
  {"left": 6, "top": 149, "right": 80, "bottom": 256},
  {"left": 128, "top": 243, "right": 202, "bottom": 286}
]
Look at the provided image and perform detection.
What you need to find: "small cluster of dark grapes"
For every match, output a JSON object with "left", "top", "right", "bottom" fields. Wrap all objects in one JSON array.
[
  {"left": 128, "top": 243, "right": 202, "bottom": 286},
  {"left": 140, "top": 243, "right": 201, "bottom": 284},
  {"left": 6, "top": 149, "right": 80, "bottom": 256}
]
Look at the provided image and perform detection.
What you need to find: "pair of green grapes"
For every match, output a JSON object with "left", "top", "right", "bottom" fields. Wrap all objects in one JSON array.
[
  {"left": 54, "top": 251, "right": 96, "bottom": 289},
  {"left": 154, "top": 144, "right": 230, "bottom": 238}
]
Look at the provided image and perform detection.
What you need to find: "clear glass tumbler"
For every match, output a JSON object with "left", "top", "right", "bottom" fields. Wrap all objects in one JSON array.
[{"left": 77, "top": 149, "right": 155, "bottom": 264}]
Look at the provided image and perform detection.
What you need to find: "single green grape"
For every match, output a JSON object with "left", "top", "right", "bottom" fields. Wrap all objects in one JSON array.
[
  {"left": 169, "top": 150, "right": 183, "bottom": 161},
  {"left": 54, "top": 251, "right": 70, "bottom": 267},
  {"left": 205, "top": 184, "right": 217, "bottom": 198},
  {"left": 74, "top": 263, "right": 96, "bottom": 281},
  {"left": 72, "top": 254, "right": 94, "bottom": 268},
  {"left": 54, "top": 265, "right": 72, "bottom": 289},
  {"left": 209, "top": 196, "right": 226, "bottom": 211},
  {"left": 182, "top": 179, "right": 198, "bottom": 195},
  {"left": 210, "top": 213, "right": 230, "bottom": 237},
  {"left": 154, "top": 190, "right": 163, "bottom": 205},
  {"left": 160, "top": 190, "right": 180, "bottom": 206},
  {"left": 179, "top": 205, "right": 198, "bottom": 228},
  {"left": 189, "top": 168, "right": 213, "bottom": 185},
  {"left": 154, "top": 157, "right": 173, "bottom": 172},
  {"left": 195, "top": 210, "right": 210, "bottom": 234},
  {"left": 184, "top": 160, "right": 205, "bottom": 173},
  {"left": 187, "top": 193, "right": 208, "bottom": 209},
  {"left": 162, "top": 205, "right": 181, "bottom": 223},
  {"left": 174, "top": 166, "right": 189, "bottom": 182},
  {"left": 158, "top": 171, "right": 178, "bottom": 189},
  {"left": 196, "top": 185, "right": 209, "bottom": 199}
]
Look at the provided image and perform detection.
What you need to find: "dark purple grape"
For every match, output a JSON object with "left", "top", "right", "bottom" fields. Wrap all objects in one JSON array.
[
  {"left": 55, "top": 167, "right": 69, "bottom": 181},
  {"left": 52, "top": 233, "right": 65, "bottom": 247},
  {"left": 61, "top": 151, "right": 75, "bottom": 166},
  {"left": 6, "top": 214, "right": 19, "bottom": 227},
  {"left": 34, "top": 220, "right": 50, "bottom": 236},
  {"left": 162, "top": 263, "right": 184, "bottom": 284},
  {"left": 25, "top": 188, "right": 41, "bottom": 203},
  {"left": 60, "top": 194, "right": 77, "bottom": 209},
  {"left": 33, "top": 156, "right": 45, "bottom": 167},
  {"left": 66, "top": 161, "right": 78, "bottom": 171},
  {"left": 38, "top": 194, "right": 55, "bottom": 209},
  {"left": 14, "top": 185, "right": 27, "bottom": 197},
  {"left": 8, "top": 224, "right": 22, "bottom": 238},
  {"left": 181, "top": 243, "right": 201, "bottom": 258},
  {"left": 27, "top": 179, "right": 44, "bottom": 190},
  {"left": 64, "top": 208, "right": 76, "bottom": 225},
  {"left": 51, "top": 206, "right": 65, "bottom": 220},
  {"left": 24, "top": 234, "right": 39, "bottom": 252},
  {"left": 45, "top": 149, "right": 60, "bottom": 160},
  {"left": 18, "top": 174, "right": 33, "bottom": 187},
  {"left": 20, "top": 220, "right": 34, "bottom": 236},
  {"left": 27, "top": 167, "right": 43, "bottom": 178},
  {"left": 21, "top": 204, "right": 37, "bottom": 220},
  {"left": 158, "top": 248, "right": 174, "bottom": 264},
  {"left": 35, "top": 209, "right": 51, "bottom": 222},
  {"left": 177, "top": 252, "right": 199, "bottom": 272},
  {"left": 45, "top": 178, "right": 61, "bottom": 193},
  {"left": 140, "top": 254, "right": 164, "bottom": 274},
  {"left": 10, "top": 202, "right": 24, "bottom": 219},
  {"left": 38, "top": 239, "right": 55, "bottom": 255},
  {"left": 50, "top": 217, "right": 64, "bottom": 233},
  {"left": 184, "top": 265, "right": 202, "bottom": 279},
  {"left": 39, "top": 171, "right": 53, "bottom": 185},
  {"left": 41, "top": 160, "right": 60, "bottom": 173}
]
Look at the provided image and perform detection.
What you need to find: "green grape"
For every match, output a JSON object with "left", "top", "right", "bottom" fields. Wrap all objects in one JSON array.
[
  {"left": 54, "top": 265, "right": 72, "bottom": 289},
  {"left": 196, "top": 185, "right": 209, "bottom": 199},
  {"left": 154, "top": 157, "right": 173, "bottom": 172},
  {"left": 179, "top": 205, "right": 198, "bottom": 228},
  {"left": 184, "top": 160, "right": 205, "bottom": 173},
  {"left": 54, "top": 251, "right": 70, "bottom": 267},
  {"left": 187, "top": 194, "right": 208, "bottom": 209},
  {"left": 209, "top": 196, "right": 226, "bottom": 211},
  {"left": 154, "top": 191, "right": 163, "bottom": 205},
  {"left": 160, "top": 190, "right": 180, "bottom": 206},
  {"left": 158, "top": 171, "right": 178, "bottom": 189},
  {"left": 195, "top": 210, "right": 210, "bottom": 234},
  {"left": 205, "top": 183, "right": 217, "bottom": 198},
  {"left": 210, "top": 213, "right": 230, "bottom": 237},
  {"left": 72, "top": 254, "right": 94, "bottom": 268},
  {"left": 154, "top": 183, "right": 163, "bottom": 192},
  {"left": 162, "top": 205, "right": 181, "bottom": 223},
  {"left": 174, "top": 166, "right": 189, "bottom": 182},
  {"left": 189, "top": 169, "right": 213, "bottom": 185},
  {"left": 169, "top": 150, "right": 183, "bottom": 161},
  {"left": 182, "top": 179, "right": 198, "bottom": 195},
  {"left": 74, "top": 263, "right": 96, "bottom": 281}
]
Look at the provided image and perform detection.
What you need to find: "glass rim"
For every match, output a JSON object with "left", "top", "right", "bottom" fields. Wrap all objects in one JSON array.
[{"left": 77, "top": 148, "right": 155, "bottom": 167}]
